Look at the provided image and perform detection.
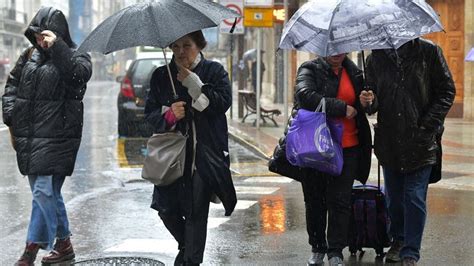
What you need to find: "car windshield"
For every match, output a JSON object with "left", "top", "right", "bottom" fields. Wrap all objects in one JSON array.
[{"left": 133, "top": 59, "right": 166, "bottom": 81}]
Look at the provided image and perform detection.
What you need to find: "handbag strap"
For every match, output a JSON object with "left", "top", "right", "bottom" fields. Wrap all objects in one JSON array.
[{"left": 315, "top": 98, "right": 326, "bottom": 113}]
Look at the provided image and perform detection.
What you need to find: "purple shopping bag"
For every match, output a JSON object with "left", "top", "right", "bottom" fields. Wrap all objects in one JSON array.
[{"left": 286, "top": 99, "right": 343, "bottom": 176}]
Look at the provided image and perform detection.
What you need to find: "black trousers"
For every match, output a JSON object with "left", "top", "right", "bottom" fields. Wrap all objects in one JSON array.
[
  {"left": 153, "top": 171, "right": 212, "bottom": 264},
  {"left": 301, "top": 146, "right": 359, "bottom": 259}
]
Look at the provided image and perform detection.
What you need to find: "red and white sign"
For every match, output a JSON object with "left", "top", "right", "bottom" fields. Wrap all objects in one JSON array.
[{"left": 220, "top": 0, "right": 244, "bottom": 34}]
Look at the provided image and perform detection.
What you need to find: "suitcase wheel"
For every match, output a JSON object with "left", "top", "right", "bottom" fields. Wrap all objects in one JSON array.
[{"left": 375, "top": 247, "right": 385, "bottom": 257}]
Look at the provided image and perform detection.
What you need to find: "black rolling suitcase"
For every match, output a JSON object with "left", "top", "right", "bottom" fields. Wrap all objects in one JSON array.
[{"left": 348, "top": 163, "right": 391, "bottom": 257}]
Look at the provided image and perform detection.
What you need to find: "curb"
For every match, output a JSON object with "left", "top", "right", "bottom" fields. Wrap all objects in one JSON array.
[{"left": 228, "top": 130, "right": 271, "bottom": 160}]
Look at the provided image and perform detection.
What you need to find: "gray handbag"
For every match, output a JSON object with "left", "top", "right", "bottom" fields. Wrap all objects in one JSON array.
[{"left": 141, "top": 131, "right": 187, "bottom": 186}]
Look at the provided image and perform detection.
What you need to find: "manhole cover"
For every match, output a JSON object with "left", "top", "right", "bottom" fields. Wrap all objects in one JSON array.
[{"left": 74, "top": 257, "right": 164, "bottom": 265}]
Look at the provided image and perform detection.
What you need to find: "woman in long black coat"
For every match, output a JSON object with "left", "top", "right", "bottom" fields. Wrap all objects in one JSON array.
[
  {"left": 2, "top": 7, "right": 92, "bottom": 265},
  {"left": 144, "top": 30, "right": 236, "bottom": 265}
]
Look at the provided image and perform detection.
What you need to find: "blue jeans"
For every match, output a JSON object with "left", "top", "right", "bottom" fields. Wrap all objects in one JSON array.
[
  {"left": 27, "top": 175, "right": 71, "bottom": 249},
  {"left": 383, "top": 165, "right": 432, "bottom": 261}
]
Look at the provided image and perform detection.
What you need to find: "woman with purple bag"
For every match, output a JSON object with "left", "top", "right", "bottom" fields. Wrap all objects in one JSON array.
[{"left": 294, "top": 53, "right": 372, "bottom": 266}]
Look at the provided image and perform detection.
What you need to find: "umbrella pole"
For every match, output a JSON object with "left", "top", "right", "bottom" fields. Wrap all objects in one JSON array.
[
  {"left": 361, "top": 50, "right": 367, "bottom": 83},
  {"left": 162, "top": 48, "right": 178, "bottom": 99}
]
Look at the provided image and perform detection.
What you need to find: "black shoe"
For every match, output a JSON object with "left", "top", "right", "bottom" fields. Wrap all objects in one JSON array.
[
  {"left": 308, "top": 252, "right": 325, "bottom": 265},
  {"left": 402, "top": 257, "right": 417, "bottom": 266},
  {"left": 385, "top": 240, "right": 403, "bottom": 263}
]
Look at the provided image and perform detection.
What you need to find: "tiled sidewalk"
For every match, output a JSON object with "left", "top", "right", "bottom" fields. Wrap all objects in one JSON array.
[{"left": 228, "top": 103, "right": 474, "bottom": 191}]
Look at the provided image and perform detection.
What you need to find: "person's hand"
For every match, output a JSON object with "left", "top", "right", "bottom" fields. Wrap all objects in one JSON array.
[
  {"left": 171, "top": 101, "right": 186, "bottom": 121},
  {"left": 359, "top": 90, "right": 374, "bottom": 108},
  {"left": 176, "top": 64, "right": 192, "bottom": 82},
  {"left": 40, "top": 30, "right": 57, "bottom": 48},
  {"left": 346, "top": 105, "right": 357, "bottom": 119}
]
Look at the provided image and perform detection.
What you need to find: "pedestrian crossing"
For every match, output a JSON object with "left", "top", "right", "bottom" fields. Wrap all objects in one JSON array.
[{"left": 103, "top": 175, "right": 294, "bottom": 256}]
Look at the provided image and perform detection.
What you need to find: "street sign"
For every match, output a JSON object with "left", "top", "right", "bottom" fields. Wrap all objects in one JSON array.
[
  {"left": 220, "top": 0, "right": 244, "bottom": 34},
  {"left": 243, "top": 7, "right": 274, "bottom": 27},
  {"left": 244, "top": 0, "right": 273, "bottom": 7},
  {"left": 273, "top": 6, "right": 285, "bottom": 22}
]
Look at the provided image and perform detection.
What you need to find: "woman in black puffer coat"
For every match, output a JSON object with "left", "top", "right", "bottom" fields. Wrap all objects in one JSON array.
[
  {"left": 293, "top": 55, "right": 371, "bottom": 265},
  {"left": 2, "top": 7, "right": 92, "bottom": 265}
]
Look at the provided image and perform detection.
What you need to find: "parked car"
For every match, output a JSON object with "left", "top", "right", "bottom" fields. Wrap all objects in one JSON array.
[{"left": 117, "top": 58, "right": 166, "bottom": 137}]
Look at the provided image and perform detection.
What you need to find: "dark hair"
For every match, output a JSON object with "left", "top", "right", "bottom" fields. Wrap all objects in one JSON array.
[{"left": 170, "top": 30, "right": 207, "bottom": 50}]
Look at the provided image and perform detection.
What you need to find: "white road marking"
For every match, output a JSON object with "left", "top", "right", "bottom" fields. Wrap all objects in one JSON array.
[
  {"left": 234, "top": 186, "right": 279, "bottom": 195},
  {"left": 102, "top": 184, "right": 280, "bottom": 254},
  {"left": 210, "top": 200, "right": 257, "bottom": 211},
  {"left": 243, "top": 176, "right": 293, "bottom": 183},
  {"left": 104, "top": 239, "right": 176, "bottom": 254},
  {"left": 0, "top": 126, "right": 8, "bottom": 132},
  {"left": 208, "top": 217, "right": 230, "bottom": 229}
]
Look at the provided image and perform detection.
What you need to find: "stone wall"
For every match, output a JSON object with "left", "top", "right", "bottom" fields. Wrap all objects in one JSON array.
[{"left": 464, "top": 0, "right": 474, "bottom": 119}]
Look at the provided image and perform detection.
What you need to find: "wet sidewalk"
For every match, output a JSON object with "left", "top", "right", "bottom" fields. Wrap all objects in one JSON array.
[{"left": 227, "top": 99, "right": 474, "bottom": 190}]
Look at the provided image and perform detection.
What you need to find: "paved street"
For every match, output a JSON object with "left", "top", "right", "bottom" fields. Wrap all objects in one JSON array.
[{"left": 0, "top": 81, "right": 473, "bottom": 265}]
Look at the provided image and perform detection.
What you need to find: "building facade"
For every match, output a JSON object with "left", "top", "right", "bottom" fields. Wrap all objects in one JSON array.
[{"left": 0, "top": 0, "right": 29, "bottom": 79}]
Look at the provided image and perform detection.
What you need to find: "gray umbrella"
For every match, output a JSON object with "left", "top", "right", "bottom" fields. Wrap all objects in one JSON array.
[
  {"left": 242, "top": 48, "right": 265, "bottom": 62},
  {"left": 279, "top": 0, "right": 443, "bottom": 56},
  {"left": 78, "top": 0, "right": 239, "bottom": 97},
  {"left": 78, "top": 0, "right": 239, "bottom": 54}
]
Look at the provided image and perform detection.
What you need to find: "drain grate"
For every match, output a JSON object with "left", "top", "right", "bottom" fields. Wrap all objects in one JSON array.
[{"left": 74, "top": 256, "right": 164, "bottom": 265}]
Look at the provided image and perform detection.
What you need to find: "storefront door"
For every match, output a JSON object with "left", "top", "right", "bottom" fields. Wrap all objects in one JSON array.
[{"left": 426, "top": 0, "right": 465, "bottom": 117}]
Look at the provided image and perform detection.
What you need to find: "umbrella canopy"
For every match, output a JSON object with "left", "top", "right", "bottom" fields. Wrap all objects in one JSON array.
[
  {"left": 279, "top": 0, "right": 444, "bottom": 56},
  {"left": 242, "top": 48, "right": 265, "bottom": 62},
  {"left": 466, "top": 48, "right": 474, "bottom": 62},
  {"left": 78, "top": 0, "right": 240, "bottom": 54}
]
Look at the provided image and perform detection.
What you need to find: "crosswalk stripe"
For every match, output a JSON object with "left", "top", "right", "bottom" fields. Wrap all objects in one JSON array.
[
  {"left": 243, "top": 176, "right": 293, "bottom": 183},
  {"left": 104, "top": 181, "right": 281, "bottom": 254},
  {"left": 234, "top": 186, "right": 279, "bottom": 195},
  {"left": 104, "top": 239, "right": 176, "bottom": 254},
  {"left": 208, "top": 217, "right": 230, "bottom": 229},
  {"left": 210, "top": 200, "right": 257, "bottom": 211}
]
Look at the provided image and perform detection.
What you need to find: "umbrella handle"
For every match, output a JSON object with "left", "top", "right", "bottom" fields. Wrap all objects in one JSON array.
[
  {"left": 361, "top": 50, "right": 367, "bottom": 83},
  {"left": 230, "top": 18, "right": 237, "bottom": 34},
  {"left": 162, "top": 48, "right": 178, "bottom": 99}
]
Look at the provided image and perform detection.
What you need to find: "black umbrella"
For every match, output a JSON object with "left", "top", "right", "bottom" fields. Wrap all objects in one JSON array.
[{"left": 78, "top": 0, "right": 240, "bottom": 96}]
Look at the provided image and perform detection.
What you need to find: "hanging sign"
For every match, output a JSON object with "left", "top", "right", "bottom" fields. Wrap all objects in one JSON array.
[{"left": 243, "top": 7, "right": 274, "bottom": 27}]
